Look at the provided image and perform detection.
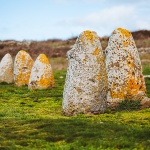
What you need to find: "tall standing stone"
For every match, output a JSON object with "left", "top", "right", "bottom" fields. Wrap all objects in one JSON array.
[
  {"left": 28, "top": 54, "right": 55, "bottom": 90},
  {"left": 105, "top": 27, "right": 149, "bottom": 107},
  {"left": 0, "top": 53, "right": 14, "bottom": 83},
  {"left": 14, "top": 50, "right": 34, "bottom": 87},
  {"left": 63, "top": 30, "right": 108, "bottom": 116}
]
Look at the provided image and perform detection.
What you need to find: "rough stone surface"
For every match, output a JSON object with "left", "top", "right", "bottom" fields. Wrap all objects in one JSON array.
[
  {"left": 63, "top": 30, "right": 108, "bottom": 116},
  {"left": 105, "top": 28, "right": 149, "bottom": 106},
  {"left": 0, "top": 53, "right": 14, "bottom": 83},
  {"left": 28, "top": 54, "right": 54, "bottom": 90},
  {"left": 14, "top": 50, "right": 34, "bottom": 87}
]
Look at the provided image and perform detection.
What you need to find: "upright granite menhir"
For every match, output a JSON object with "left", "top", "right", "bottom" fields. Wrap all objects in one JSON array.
[
  {"left": 105, "top": 28, "right": 149, "bottom": 107},
  {"left": 14, "top": 50, "right": 34, "bottom": 87},
  {"left": 0, "top": 53, "right": 14, "bottom": 83},
  {"left": 28, "top": 54, "right": 55, "bottom": 90},
  {"left": 63, "top": 30, "right": 108, "bottom": 116}
]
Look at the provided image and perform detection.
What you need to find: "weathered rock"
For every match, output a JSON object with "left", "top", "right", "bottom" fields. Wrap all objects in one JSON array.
[
  {"left": 28, "top": 54, "right": 54, "bottom": 90},
  {"left": 105, "top": 28, "right": 149, "bottom": 107},
  {"left": 14, "top": 50, "right": 34, "bottom": 87},
  {"left": 0, "top": 53, "right": 14, "bottom": 83},
  {"left": 63, "top": 30, "right": 108, "bottom": 116}
]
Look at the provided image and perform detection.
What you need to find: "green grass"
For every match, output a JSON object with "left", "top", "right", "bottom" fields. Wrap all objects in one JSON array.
[
  {"left": 142, "top": 64, "right": 150, "bottom": 75},
  {"left": 0, "top": 70, "right": 150, "bottom": 150}
]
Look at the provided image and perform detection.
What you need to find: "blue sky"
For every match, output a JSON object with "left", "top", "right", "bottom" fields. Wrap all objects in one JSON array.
[{"left": 0, "top": 0, "right": 150, "bottom": 41}]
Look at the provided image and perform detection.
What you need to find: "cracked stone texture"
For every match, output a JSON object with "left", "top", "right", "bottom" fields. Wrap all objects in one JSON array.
[
  {"left": 63, "top": 30, "right": 108, "bottom": 116},
  {"left": 14, "top": 50, "right": 34, "bottom": 87},
  {"left": 105, "top": 28, "right": 149, "bottom": 106},
  {"left": 0, "top": 53, "right": 14, "bottom": 83},
  {"left": 28, "top": 54, "right": 54, "bottom": 90}
]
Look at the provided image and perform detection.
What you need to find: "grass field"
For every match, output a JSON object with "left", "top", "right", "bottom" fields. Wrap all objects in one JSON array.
[{"left": 0, "top": 68, "right": 150, "bottom": 150}]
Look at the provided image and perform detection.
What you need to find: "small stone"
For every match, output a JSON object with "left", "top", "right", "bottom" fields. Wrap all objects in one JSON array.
[
  {"left": 14, "top": 50, "right": 34, "bottom": 87},
  {"left": 63, "top": 30, "right": 108, "bottom": 116},
  {"left": 28, "top": 54, "right": 55, "bottom": 90},
  {"left": 105, "top": 28, "right": 148, "bottom": 107},
  {"left": 0, "top": 53, "right": 14, "bottom": 83}
]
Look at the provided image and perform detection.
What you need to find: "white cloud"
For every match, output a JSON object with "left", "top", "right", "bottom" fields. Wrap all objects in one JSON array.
[
  {"left": 75, "top": 6, "right": 135, "bottom": 26},
  {"left": 56, "top": 5, "right": 136, "bottom": 36},
  {"left": 56, "top": 4, "right": 149, "bottom": 37}
]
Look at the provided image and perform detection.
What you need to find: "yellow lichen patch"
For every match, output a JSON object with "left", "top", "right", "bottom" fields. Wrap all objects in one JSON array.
[
  {"left": 117, "top": 28, "right": 131, "bottom": 38},
  {"left": 126, "top": 77, "right": 139, "bottom": 95},
  {"left": 76, "top": 88, "right": 81, "bottom": 93},
  {"left": 83, "top": 58, "right": 86, "bottom": 62},
  {"left": 83, "top": 30, "right": 96, "bottom": 43},
  {"left": 20, "top": 50, "right": 25, "bottom": 53},
  {"left": 93, "top": 47, "right": 100, "bottom": 56},
  {"left": 110, "top": 83, "right": 124, "bottom": 99},
  {"left": 39, "top": 54, "right": 50, "bottom": 64},
  {"left": 127, "top": 60, "right": 134, "bottom": 67},
  {"left": 139, "top": 76, "right": 146, "bottom": 91},
  {"left": 123, "top": 40, "right": 130, "bottom": 47},
  {"left": 110, "top": 89, "right": 124, "bottom": 99},
  {"left": 36, "top": 70, "right": 53, "bottom": 89},
  {"left": 96, "top": 56, "right": 105, "bottom": 63},
  {"left": 126, "top": 74, "right": 146, "bottom": 96},
  {"left": 37, "top": 76, "right": 51, "bottom": 88},
  {"left": 96, "top": 73, "right": 101, "bottom": 80},
  {"left": 15, "top": 70, "right": 31, "bottom": 86},
  {"left": 119, "top": 35, "right": 122, "bottom": 38}
]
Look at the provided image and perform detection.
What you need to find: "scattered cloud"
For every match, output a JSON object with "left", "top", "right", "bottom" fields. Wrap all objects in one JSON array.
[
  {"left": 56, "top": 4, "right": 149, "bottom": 37},
  {"left": 75, "top": 6, "right": 135, "bottom": 26},
  {"left": 0, "top": 0, "right": 149, "bottom": 40}
]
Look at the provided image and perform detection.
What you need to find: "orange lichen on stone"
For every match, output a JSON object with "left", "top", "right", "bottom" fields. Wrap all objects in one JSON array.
[
  {"left": 96, "top": 73, "right": 101, "bottom": 80},
  {"left": 125, "top": 72, "right": 146, "bottom": 96},
  {"left": 110, "top": 83, "right": 125, "bottom": 99},
  {"left": 83, "top": 58, "right": 86, "bottom": 62},
  {"left": 110, "top": 89, "right": 124, "bottom": 99},
  {"left": 14, "top": 50, "right": 34, "bottom": 87},
  {"left": 127, "top": 60, "right": 134, "bottom": 67},
  {"left": 117, "top": 28, "right": 131, "bottom": 38},
  {"left": 83, "top": 30, "right": 96, "bottom": 43},
  {"left": 119, "top": 35, "right": 122, "bottom": 38},
  {"left": 37, "top": 76, "right": 50, "bottom": 88},
  {"left": 123, "top": 40, "right": 130, "bottom": 47},
  {"left": 39, "top": 54, "right": 50, "bottom": 64},
  {"left": 126, "top": 77, "right": 139, "bottom": 95},
  {"left": 93, "top": 47, "right": 100, "bottom": 55}
]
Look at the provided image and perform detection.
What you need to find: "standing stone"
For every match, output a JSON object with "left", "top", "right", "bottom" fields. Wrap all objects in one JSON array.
[
  {"left": 0, "top": 53, "right": 14, "bottom": 83},
  {"left": 63, "top": 30, "right": 108, "bottom": 116},
  {"left": 105, "top": 27, "right": 149, "bottom": 107},
  {"left": 14, "top": 50, "right": 34, "bottom": 87},
  {"left": 28, "top": 54, "right": 55, "bottom": 90}
]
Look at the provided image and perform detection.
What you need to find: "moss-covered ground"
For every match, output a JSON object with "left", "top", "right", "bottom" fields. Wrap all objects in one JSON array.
[{"left": 0, "top": 69, "right": 150, "bottom": 150}]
